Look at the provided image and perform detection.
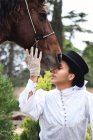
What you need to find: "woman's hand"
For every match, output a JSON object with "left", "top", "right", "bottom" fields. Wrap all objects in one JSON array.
[{"left": 25, "top": 47, "right": 42, "bottom": 77}]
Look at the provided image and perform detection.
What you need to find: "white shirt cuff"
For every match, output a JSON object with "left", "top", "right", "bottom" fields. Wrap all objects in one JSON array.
[{"left": 25, "top": 79, "right": 37, "bottom": 94}]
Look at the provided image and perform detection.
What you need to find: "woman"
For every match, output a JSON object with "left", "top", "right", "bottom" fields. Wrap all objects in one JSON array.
[{"left": 19, "top": 47, "right": 93, "bottom": 140}]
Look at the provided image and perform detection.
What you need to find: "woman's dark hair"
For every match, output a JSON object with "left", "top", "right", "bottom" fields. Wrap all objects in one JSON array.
[
  {"left": 68, "top": 67, "right": 78, "bottom": 86},
  {"left": 66, "top": 61, "right": 82, "bottom": 87}
]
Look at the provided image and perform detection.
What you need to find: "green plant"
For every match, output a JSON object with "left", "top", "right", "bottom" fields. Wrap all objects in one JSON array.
[
  {"left": 20, "top": 117, "right": 40, "bottom": 140},
  {"left": 36, "top": 71, "right": 52, "bottom": 90},
  {"left": 85, "top": 124, "right": 92, "bottom": 140},
  {"left": 0, "top": 64, "right": 18, "bottom": 140},
  {"left": 13, "top": 134, "right": 20, "bottom": 140}
]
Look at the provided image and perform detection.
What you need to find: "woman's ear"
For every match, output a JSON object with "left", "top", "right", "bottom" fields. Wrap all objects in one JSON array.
[{"left": 68, "top": 73, "right": 75, "bottom": 81}]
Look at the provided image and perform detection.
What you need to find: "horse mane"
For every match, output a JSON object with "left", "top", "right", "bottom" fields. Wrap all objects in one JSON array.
[{"left": 0, "top": 0, "right": 19, "bottom": 22}]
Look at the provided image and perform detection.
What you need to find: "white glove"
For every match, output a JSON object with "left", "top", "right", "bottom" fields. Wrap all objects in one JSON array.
[{"left": 25, "top": 47, "right": 42, "bottom": 76}]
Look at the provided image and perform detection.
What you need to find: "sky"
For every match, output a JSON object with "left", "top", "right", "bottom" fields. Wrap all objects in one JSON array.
[{"left": 62, "top": 0, "right": 93, "bottom": 50}]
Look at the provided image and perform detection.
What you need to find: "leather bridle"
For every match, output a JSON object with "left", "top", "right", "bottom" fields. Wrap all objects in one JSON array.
[{"left": 24, "top": 0, "right": 55, "bottom": 48}]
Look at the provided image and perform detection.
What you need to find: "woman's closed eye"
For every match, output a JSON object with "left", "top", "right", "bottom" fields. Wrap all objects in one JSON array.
[{"left": 58, "top": 64, "right": 63, "bottom": 69}]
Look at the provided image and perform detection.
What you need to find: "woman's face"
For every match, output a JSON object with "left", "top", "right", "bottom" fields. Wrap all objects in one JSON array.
[{"left": 51, "top": 60, "right": 74, "bottom": 87}]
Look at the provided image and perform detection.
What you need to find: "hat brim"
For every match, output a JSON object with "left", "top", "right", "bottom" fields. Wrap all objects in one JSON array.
[{"left": 62, "top": 54, "right": 84, "bottom": 87}]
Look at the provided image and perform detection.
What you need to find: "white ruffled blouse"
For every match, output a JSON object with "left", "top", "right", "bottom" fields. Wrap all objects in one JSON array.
[{"left": 19, "top": 79, "right": 93, "bottom": 140}]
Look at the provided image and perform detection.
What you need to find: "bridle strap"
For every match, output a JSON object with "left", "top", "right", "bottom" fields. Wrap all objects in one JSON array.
[
  {"left": 41, "top": 32, "right": 55, "bottom": 39},
  {"left": 24, "top": 0, "right": 55, "bottom": 45},
  {"left": 35, "top": 32, "right": 55, "bottom": 40},
  {"left": 24, "top": 0, "right": 37, "bottom": 34}
]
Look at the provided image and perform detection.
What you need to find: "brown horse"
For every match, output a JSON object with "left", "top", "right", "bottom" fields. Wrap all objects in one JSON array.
[{"left": 0, "top": 0, "right": 61, "bottom": 70}]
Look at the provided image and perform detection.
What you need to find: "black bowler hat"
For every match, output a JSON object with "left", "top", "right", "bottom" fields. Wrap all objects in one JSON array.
[{"left": 57, "top": 51, "right": 89, "bottom": 87}]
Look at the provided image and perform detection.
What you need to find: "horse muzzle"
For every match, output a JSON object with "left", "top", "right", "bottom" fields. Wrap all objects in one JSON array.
[{"left": 41, "top": 53, "right": 62, "bottom": 71}]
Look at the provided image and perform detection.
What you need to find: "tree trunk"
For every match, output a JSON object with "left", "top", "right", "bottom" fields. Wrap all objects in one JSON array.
[{"left": 51, "top": 0, "right": 64, "bottom": 50}]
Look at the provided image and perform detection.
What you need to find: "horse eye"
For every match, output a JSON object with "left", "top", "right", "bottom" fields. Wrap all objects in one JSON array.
[{"left": 39, "top": 12, "right": 47, "bottom": 19}]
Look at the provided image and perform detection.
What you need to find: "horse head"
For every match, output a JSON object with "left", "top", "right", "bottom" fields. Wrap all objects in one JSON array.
[{"left": 0, "top": 0, "right": 61, "bottom": 70}]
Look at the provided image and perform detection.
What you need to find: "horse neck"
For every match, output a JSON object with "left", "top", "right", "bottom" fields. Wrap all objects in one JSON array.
[{"left": 0, "top": 21, "right": 11, "bottom": 43}]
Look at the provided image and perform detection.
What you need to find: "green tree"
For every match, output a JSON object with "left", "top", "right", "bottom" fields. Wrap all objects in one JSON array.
[
  {"left": 0, "top": 64, "right": 18, "bottom": 140},
  {"left": 63, "top": 10, "right": 93, "bottom": 42},
  {"left": 20, "top": 117, "right": 40, "bottom": 140},
  {"left": 82, "top": 46, "right": 93, "bottom": 87},
  {"left": 0, "top": 41, "right": 25, "bottom": 77},
  {"left": 48, "top": 1, "right": 92, "bottom": 51},
  {"left": 51, "top": 0, "right": 63, "bottom": 48},
  {"left": 63, "top": 39, "right": 80, "bottom": 53}
]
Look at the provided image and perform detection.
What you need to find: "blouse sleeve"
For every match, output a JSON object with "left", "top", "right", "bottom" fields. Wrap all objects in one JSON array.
[
  {"left": 86, "top": 91, "right": 93, "bottom": 139},
  {"left": 19, "top": 79, "right": 46, "bottom": 121}
]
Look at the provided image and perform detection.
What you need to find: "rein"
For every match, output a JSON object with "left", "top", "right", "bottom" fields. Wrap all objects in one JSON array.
[{"left": 24, "top": 0, "right": 55, "bottom": 47}]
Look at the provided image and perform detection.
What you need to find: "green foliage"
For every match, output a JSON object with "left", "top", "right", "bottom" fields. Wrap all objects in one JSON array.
[
  {"left": 63, "top": 39, "right": 80, "bottom": 53},
  {"left": 36, "top": 71, "right": 52, "bottom": 90},
  {"left": 63, "top": 10, "right": 92, "bottom": 42},
  {"left": 83, "top": 47, "right": 93, "bottom": 87},
  {"left": 0, "top": 64, "right": 18, "bottom": 140},
  {"left": 20, "top": 117, "right": 40, "bottom": 140},
  {"left": 0, "top": 116, "right": 13, "bottom": 140},
  {"left": 13, "top": 134, "right": 20, "bottom": 140},
  {"left": 85, "top": 124, "right": 92, "bottom": 140},
  {"left": 0, "top": 65, "right": 18, "bottom": 113}
]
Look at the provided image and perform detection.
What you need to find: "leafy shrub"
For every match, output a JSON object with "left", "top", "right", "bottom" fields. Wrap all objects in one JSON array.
[
  {"left": 36, "top": 71, "right": 52, "bottom": 90},
  {"left": 13, "top": 134, "right": 20, "bottom": 140},
  {"left": 0, "top": 64, "right": 18, "bottom": 140},
  {"left": 85, "top": 124, "right": 92, "bottom": 140},
  {"left": 20, "top": 117, "right": 40, "bottom": 140}
]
